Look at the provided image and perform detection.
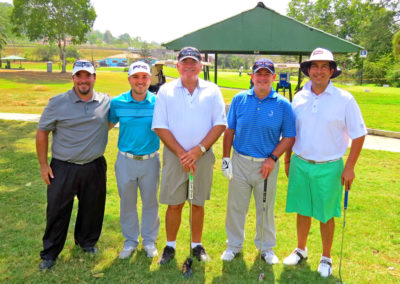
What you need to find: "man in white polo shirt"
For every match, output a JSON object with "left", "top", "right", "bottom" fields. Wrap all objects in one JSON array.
[
  {"left": 152, "top": 46, "right": 227, "bottom": 264},
  {"left": 283, "top": 48, "right": 367, "bottom": 278}
]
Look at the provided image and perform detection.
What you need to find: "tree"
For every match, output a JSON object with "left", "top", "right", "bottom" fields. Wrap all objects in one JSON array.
[
  {"left": 393, "top": 30, "right": 400, "bottom": 61},
  {"left": 118, "top": 33, "right": 132, "bottom": 45},
  {"left": 11, "top": 0, "right": 96, "bottom": 73},
  {"left": 140, "top": 42, "right": 151, "bottom": 58},
  {"left": 103, "top": 30, "right": 114, "bottom": 44}
]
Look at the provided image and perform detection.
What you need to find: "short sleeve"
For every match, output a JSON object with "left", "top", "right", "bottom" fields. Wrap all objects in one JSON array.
[
  {"left": 345, "top": 96, "right": 367, "bottom": 139},
  {"left": 151, "top": 87, "right": 169, "bottom": 130},
  {"left": 108, "top": 99, "right": 119, "bottom": 124},
  {"left": 211, "top": 86, "right": 227, "bottom": 127},
  {"left": 38, "top": 97, "right": 58, "bottom": 132}
]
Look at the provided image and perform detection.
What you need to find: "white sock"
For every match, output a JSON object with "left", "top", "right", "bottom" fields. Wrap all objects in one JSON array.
[
  {"left": 296, "top": 247, "right": 307, "bottom": 256},
  {"left": 166, "top": 241, "right": 176, "bottom": 249},
  {"left": 191, "top": 242, "right": 202, "bottom": 249},
  {"left": 320, "top": 255, "right": 332, "bottom": 262}
]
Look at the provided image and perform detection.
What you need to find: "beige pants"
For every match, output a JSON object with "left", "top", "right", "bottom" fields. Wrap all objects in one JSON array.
[
  {"left": 225, "top": 151, "right": 280, "bottom": 251},
  {"left": 159, "top": 146, "right": 215, "bottom": 206}
]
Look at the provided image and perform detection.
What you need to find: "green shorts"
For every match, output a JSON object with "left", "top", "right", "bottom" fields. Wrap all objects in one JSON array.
[{"left": 285, "top": 154, "right": 344, "bottom": 223}]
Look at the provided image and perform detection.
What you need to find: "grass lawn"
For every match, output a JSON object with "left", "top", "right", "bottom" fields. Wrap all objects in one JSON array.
[
  {"left": 0, "top": 120, "right": 399, "bottom": 283},
  {"left": 0, "top": 69, "right": 400, "bottom": 132}
]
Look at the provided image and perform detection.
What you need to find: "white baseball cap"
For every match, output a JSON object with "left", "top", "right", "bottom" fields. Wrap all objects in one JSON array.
[
  {"left": 72, "top": 60, "right": 95, "bottom": 75},
  {"left": 128, "top": 61, "right": 151, "bottom": 76}
]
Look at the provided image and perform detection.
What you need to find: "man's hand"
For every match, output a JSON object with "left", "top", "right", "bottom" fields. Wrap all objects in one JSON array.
[
  {"left": 40, "top": 164, "right": 54, "bottom": 185},
  {"left": 179, "top": 146, "right": 202, "bottom": 174},
  {"left": 284, "top": 161, "right": 290, "bottom": 178},
  {"left": 260, "top": 158, "right": 275, "bottom": 180},
  {"left": 221, "top": 157, "right": 233, "bottom": 180},
  {"left": 341, "top": 165, "right": 355, "bottom": 191}
]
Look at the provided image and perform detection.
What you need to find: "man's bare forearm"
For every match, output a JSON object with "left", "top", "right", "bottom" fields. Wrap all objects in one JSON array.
[
  {"left": 36, "top": 129, "right": 50, "bottom": 166},
  {"left": 200, "top": 124, "right": 226, "bottom": 150},
  {"left": 154, "top": 128, "right": 186, "bottom": 156}
]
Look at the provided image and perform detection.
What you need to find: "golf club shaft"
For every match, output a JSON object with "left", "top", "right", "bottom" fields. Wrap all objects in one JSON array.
[
  {"left": 339, "top": 190, "right": 349, "bottom": 283},
  {"left": 189, "top": 173, "right": 194, "bottom": 256},
  {"left": 260, "top": 178, "right": 267, "bottom": 261}
]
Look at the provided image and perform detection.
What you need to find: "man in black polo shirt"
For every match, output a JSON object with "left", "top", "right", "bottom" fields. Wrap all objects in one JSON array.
[{"left": 36, "top": 60, "right": 110, "bottom": 270}]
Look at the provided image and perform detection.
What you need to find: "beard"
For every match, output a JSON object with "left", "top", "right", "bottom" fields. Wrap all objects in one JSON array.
[{"left": 77, "top": 84, "right": 91, "bottom": 95}]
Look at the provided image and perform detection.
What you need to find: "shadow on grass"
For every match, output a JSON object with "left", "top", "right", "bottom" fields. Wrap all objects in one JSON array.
[
  {"left": 278, "top": 261, "right": 341, "bottom": 283},
  {"left": 0, "top": 120, "right": 47, "bottom": 281},
  {"left": 211, "top": 253, "right": 274, "bottom": 283},
  {"left": 0, "top": 71, "right": 72, "bottom": 84}
]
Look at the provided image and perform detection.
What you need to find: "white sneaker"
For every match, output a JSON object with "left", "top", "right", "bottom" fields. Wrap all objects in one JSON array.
[
  {"left": 261, "top": 249, "right": 279, "bottom": 264},
  {"left": 318, "top": 257, "right": 332, "bottom": 278},
  {"left": 283, "top": 248, "right": 308, "bottom": 265},
  {"left": 143, "top": 244, "right": 158, "bottom": 258},
  {"left": 221, "top": 248, "right": 240, "bottom": 261},
  {"left": 119, "top": 246, "right": 136, "bottom": 259}
]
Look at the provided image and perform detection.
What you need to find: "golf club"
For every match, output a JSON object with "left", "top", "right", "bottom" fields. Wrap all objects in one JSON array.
[
  {"left": 338, "top": 190, "right": 349, "bottom": 284},
  {"left": 182, "top": 172, "right": 194, "bottom": 278},
  {"left": 258, "top": 178, "right": 268, "bottom": 281}
]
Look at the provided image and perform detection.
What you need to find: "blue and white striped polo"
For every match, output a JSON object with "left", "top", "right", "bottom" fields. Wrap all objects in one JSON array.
[{"left": 227, "top": 88, "right": 295, "bottom": 158}]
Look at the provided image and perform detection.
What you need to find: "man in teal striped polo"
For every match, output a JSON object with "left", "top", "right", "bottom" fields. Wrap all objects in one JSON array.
[{"left": 109, "top": 61, "right": 160, "bottom": 259}]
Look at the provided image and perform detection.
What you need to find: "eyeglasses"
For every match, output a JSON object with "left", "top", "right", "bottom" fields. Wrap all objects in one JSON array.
[{"left": 73, "top": 61, "right": 93, "bottom": 68}]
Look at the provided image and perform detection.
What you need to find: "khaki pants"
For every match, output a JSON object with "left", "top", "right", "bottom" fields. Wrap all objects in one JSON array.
[{"left": 225, "top": 151, "right": 279, "bottom": 251}]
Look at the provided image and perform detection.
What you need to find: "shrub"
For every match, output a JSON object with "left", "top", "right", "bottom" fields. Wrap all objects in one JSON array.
[
  {"left": 386, "top": 63, "right": 400, "bottom": 87},
  {"left": 34, "top": 45, "right": 58, "bottom": 61}
]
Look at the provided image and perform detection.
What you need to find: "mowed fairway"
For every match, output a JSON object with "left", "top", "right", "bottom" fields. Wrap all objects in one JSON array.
[
  {"left": 0, "top": 69, "right": 399, "bottom": 283},
  {"left": 2, "top": 68, "right": 398, "bottom": 131},
  {"left": 0, "top": 120, "right": 399, "bottom": 283}
]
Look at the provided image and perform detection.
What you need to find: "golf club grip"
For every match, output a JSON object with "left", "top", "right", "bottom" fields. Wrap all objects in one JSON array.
[
  {"left": 344, "top": 190, "right": 349, "bottom": 210},
  {"left": 263, "top": 179, "right": 267, "bottom": 202},
  {"left": 189, "top": 173, "right": 194, "bottom": 200}
]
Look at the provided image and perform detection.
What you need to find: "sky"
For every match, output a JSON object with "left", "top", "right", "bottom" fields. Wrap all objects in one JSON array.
[{"left": 1, "top": 0, "right": 291, "bottom": 43}]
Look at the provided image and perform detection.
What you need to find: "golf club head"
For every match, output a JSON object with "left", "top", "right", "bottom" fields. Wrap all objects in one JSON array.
[{"left": 182, "top": 257, "right": 193, "bottom": 278}]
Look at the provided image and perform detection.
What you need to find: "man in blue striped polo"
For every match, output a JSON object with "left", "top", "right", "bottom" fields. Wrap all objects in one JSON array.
[
  {"left": 109, "top": 61, "right": 160, "bottom": 259},
  {"left": 221, "top": 58, "right": 296, "bottom": 263}
]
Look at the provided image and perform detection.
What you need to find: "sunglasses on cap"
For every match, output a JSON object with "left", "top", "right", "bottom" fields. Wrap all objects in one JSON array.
[
  {"left": 253, "top": 61, "right": 273, "bottom": 69},
  {"left": 73, "top": 61, "right": 94, "bottom": 68}
]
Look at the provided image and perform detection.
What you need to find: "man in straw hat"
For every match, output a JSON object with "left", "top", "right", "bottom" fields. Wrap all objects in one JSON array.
[{"left": 283, "top": 48, "right": 367, "bottom": 277}]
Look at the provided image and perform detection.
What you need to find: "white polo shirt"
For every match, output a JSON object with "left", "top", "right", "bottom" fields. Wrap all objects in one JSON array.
[
  {"left": 152, "top": 78, "right": 227, "bottom": 151},
  {"left": 292, "top": 81, "right": 367, "bottom": 162}
]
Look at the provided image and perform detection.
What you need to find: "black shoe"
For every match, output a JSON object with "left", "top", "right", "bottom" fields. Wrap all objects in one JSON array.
[
  {"left": 159, "top": 246, "right": 175, "bottom": 265},
  {"left": 82, "top": 246, "right": 98, "bottom": 254},
  {"left": 39, "top": 259, "right": 55, "bottom": 270},
  {"left": 192, "top": 245, "right": 209, "bottom": 262}
]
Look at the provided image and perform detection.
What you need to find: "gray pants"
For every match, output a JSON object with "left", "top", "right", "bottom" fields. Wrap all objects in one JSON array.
[
  {"left": 225, "top": 151, "right": 279, "bottom": 251},
  {"left": 115, "top": 152, "right": 160, "bottom": 248}
]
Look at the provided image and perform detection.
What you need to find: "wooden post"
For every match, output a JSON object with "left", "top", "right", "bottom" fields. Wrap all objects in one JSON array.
[
  {"left": 214, "top": 53, "right": 218, "bottom": 84},
  {"left": 296, "top": 54, "right": 303, "bottom": 91}
]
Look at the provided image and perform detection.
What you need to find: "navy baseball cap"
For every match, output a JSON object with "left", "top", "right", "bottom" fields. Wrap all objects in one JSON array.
[
  {"left": 177, "top": 46, "right": 202, "bottom": 62},
  {"left": 252, "top": 58, "right": 275, "bottom": 74}
]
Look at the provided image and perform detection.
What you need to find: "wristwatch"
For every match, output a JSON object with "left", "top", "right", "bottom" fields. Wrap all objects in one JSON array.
[
  {"left": 269, "top": 154, "right": 278, "bottom": 162},
  {"left": 198, "top": 144, "right": 206, "bottom": 153}
]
